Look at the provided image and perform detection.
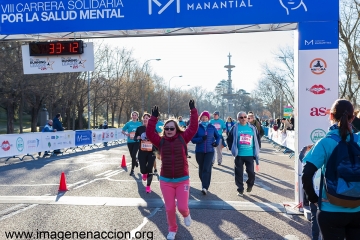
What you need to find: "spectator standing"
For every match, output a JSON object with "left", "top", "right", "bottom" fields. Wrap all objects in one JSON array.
[
  {"left": 103, "top": 120, "right": 108, "bottom": 147},
  {"left": 210, "top": 111, "right": 226, "bottom": 165},
  {"left": 226, "top": 111, "right": 260, "bottom": 197},
  {"left": 178, "top": 116, "right": 187, "bottom": 129},
  {"left": 52, "top": 113, "right": 64, "bottom": 154},
  {"left": 39, "top": 120, "right": 56, "bottom": 157},
  {"left": 225, "top": 116, "right": 235, "bottom": 136},
  {"left": 247, "top": 112, "right": 263, "bottom": 148}
]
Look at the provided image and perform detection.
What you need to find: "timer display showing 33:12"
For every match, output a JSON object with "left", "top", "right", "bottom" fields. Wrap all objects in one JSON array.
[{"left": 29, "top": 41, "right": 84, "bottom": 56}]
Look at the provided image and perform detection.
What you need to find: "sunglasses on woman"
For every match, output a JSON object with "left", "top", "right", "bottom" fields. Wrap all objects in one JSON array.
[{"left": 164, "top": 127, "right": 176, "bottom": 131}]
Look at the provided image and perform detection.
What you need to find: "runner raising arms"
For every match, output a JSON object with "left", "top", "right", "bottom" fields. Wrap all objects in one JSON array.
[
  {"left": 134, "top": 113, "right": 156, "bottom": 193},
  {"left": 146, "top": 100, "right": 198, "bottom": 240},
  {"left": 122, "top": 111, "right": 142, "bottom": 176}
]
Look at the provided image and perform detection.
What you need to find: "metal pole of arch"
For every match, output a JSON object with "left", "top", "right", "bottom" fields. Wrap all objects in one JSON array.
[{"left": 87, "top": 71, "right": 91, "bottom": 129}]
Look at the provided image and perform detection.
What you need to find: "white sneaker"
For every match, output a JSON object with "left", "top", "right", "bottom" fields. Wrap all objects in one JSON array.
[
  {"left": 201, "top": 188, "right": 207, "bottom": 195},
  {"left": 184, "top": 214, "right": 192, "bottom": 227},
  {"left": 167, "top": 232, "right": 176, "bottom": 240}
]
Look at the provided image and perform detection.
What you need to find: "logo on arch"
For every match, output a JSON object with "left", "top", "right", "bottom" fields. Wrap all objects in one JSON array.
[
  {"left": 306, "top": 85, "right": 330, "bottom": 95},
  {"left": 310, "top": 107, "right": 329, "bottom": 116},
  {"left": 310, "top": 129, "right": 326, "bottom": 143},
  {"left": 148, "top": 0, "right": 180, "bottom": 15},
  {"left": 310, "top": 58, "right": 327, "bottom": 75}
]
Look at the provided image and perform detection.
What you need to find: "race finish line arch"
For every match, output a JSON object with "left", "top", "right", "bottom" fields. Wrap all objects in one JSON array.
[{"left": 0, "top": 0, "right": 339, "bottom": 208}]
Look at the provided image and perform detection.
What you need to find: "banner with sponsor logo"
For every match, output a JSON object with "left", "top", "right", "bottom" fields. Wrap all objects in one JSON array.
[
  {"left": 75, "top": 130, "right": 92, "bottom": 146},
  {"left": 21, "top": 42, "right": 94, "bottom": 74},
  {"left": 0, "top": 0, "right": 338, "bottom": 35},
  {"left": 294, "top": 21, "right": 339, "bottom": 204},
  {"left": 41, "top": 131, "right": 75, "bottom": 151},
  {"left": 0, "top": 129, "right": 127, "bottom": 158},
  {"left": 0, "top": 134, "right": 27, "bottom": 158}
]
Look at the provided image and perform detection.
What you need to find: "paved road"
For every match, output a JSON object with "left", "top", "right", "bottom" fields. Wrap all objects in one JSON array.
[{"left": 0, "top": 139, "right": 311, "bottom": 240}]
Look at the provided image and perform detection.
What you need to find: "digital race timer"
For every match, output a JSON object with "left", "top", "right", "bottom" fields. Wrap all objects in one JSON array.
[{"left": 29, "top": 41, "right": 84, "bottom": 56}]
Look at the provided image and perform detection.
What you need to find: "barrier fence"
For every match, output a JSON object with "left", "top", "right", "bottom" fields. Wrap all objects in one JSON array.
[
  {"left": 0, "top": 129, "right": 127, "bottom": 162},
  {"left": 265, "top": 127, "right": 295, "bottom": 158}
]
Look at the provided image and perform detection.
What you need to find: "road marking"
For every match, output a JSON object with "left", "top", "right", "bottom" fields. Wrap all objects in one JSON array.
[
  {"left": 0, "top": 184, "right": 58, "bottom": 187},
  {"left": 95, "top": 170, "right": 113, "bottom": 176},
  {"left": 0, "top": 204, "right": 38, "bottom": 222},
  {"left": 0, "top": 196, "right": 285, "bottom": 212},
  {"left": 104, "top": 170, "right": 122, "bottom": 178},
  {"left": 69, "top": 164, "right": 101, "bottom": 172},
  {"left": 129, "top": 208, "right": 160, "bottom": 240},
  {"left": 70, "top": 180, "right": 87, "bottom": 187},
  {"left": 0, "top": 204, "right": 26, "bottom": 215}
]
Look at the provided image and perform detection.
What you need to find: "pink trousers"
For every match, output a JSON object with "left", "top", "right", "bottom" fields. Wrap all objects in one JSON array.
[{"left": 160, "top": 179, "right": 190, "bottom": 232}]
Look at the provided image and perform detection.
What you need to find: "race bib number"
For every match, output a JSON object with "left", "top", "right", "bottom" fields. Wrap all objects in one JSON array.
[
  {"left": 240, "top": 134, "right": 252, "bottom": 145},
  {"left": 214, "top": 123, "right": 220, "bottom": 130},
  {"left": 140, "top": 140, "right": 153, "bottom": 151},
  {"left": 129, "top": 132, "right": 135, "bottom": 140}
]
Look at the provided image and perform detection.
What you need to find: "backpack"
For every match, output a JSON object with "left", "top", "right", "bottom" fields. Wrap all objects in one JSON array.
[
  {"left": 320, "top": 134, "right": 360, "bottom": 208},
  {"left": 159, "top": 135, "right": 188, "bottom": 156}
]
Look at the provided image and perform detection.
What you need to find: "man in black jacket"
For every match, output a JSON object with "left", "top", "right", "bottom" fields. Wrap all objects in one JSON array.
[{"left": 53, "top": 113, "right": 64, "bottom": 153}]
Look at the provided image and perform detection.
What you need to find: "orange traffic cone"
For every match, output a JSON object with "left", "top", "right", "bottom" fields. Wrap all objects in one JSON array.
[
  {"left": 121, "top": 155, "right": 127, "bottom": 168},
  {"left": 58, "top": 172, "right": 68, "bottom": 191}
]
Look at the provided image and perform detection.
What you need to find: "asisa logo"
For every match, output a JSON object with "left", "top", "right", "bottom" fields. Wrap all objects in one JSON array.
[
  {"left": 310, "top": 107, "right": 328, "bottom": 116},
  {"left": 310, "top": 58, "right": 327, "bottom": 75},
  {"left": 306, "top": 85, "right": 330, "bottom": 95}
]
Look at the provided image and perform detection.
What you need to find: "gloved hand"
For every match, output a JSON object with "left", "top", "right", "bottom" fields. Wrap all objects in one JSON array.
[
  {"left": 189, "top": 99, "right": 195, "bottom": 110},
  {"left": 152, "top": 106, "right": 159, "bottom": 118},
  {"left": 212, "top": 142, "right": 218, "bottom": 147},
  {"left": 202, "top": 135, "right": 207, "bottom": 141}
]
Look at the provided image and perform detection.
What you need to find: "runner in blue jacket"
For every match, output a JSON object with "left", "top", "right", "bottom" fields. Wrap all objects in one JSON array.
[{"left": 191, "top": 111, "right": 220, "bottom": 195}]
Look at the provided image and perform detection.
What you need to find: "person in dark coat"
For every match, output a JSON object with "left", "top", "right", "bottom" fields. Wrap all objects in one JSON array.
[
  {"left": 52, "top": 113, "right": 64, "bottom": 153},
  {"left": 191, "top": 111, "right": 220, "bottom": 195}
]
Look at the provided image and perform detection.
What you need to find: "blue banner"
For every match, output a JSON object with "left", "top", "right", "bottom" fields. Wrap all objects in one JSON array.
[
  {"left": 0, "top": 0, "right": 339, "bottom": 35},
  {"left": 75, "top": 130, "right": 92, "bottom": 146},
  {"left": 298, "top": 21, "right": 339, "bottom": 50}
]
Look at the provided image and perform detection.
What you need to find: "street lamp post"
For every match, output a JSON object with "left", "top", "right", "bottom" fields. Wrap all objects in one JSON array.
[
  {"left": 168, "top": 75, "right": 182, "bottom": 117},
  {"left": 140, "top": 58, "right": 161, "bottom": 114},
  {"left": 179, "top": 84, "right": 190, "bottom": 90}
]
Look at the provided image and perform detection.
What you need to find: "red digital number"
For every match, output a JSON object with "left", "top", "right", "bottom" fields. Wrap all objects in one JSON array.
[
  {"left": 56, "top": 43, "right": 62, "bottom": 54},
  {"left": 49, "top": 43, "right": 55, "bottom": 54},
  {"left": 70, "top": 42, "right": 79, "bottom": 53}
]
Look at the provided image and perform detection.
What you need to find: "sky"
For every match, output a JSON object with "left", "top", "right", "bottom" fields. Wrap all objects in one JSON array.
[{"left": 105, "top": 30, "right": 294, "bottom": 93}]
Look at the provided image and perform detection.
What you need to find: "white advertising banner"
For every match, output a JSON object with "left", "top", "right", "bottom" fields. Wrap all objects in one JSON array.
[
  {"left": 41, "top": 131, "right": 75, "bottom": 151},
  {"left": 0, "top": 133, "right": 29, "bottom": 158},
  {"left": 0, "top": 129, "right": 127, "bottom": 159},
  {"left": 297, "top": 49, "right": 339, "bottom": 148},
  {"left": 117, "top": 128, "right": 127, "bottom": 141},
  {"left": 295, "top": 20, "right": 339, "bottom": 206},
  {"left": 91, "top": 129, "right": 104, "bottom": 145},
  {"left": 22, "top": 42, "right": 94, "bottom": 74}
]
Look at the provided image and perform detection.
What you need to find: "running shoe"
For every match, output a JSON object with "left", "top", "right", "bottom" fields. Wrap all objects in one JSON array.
[
  {"left": 184, "top": 214, "right": 192, "bottom": 227},
  {"left": 146, "top": 186, "right": 151, "bottom": 193},
  {"left": 167, "top": 232, "right": 176, "bottom": 240},
  {"left": 246, "top": 186, "right": 253, "bottom": 193},
  {"left": 237, "top": 191, "right": 244, "bottom": 197},
  {"left": 129, "top": 170, "right": 134, "bottom": 176},
  {"left": 154, "top": 169, "right": 158, "bottom": 174},
  {"left": 201, "top": 188, "right": 207, "bottom": 195}
]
